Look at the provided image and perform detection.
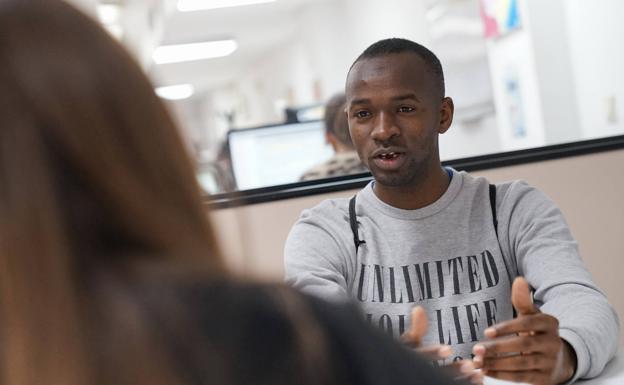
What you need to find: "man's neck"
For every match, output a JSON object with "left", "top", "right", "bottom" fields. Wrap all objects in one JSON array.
[{"left": 373, "top": 166, "right": 451, "bottom": 210}]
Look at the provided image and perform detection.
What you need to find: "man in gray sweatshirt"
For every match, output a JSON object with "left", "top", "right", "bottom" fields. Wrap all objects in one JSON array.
[{"left": 284, "top": 38, "right": 619, "bottom": 385}]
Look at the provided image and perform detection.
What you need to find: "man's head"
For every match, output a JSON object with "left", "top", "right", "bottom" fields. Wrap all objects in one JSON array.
[
  {"left": 350, "top": 38, "right": 446, "bottom": 100},
  {"left": 323, "top": 92, "right": 354, "bottom": 152},
  {"left": 345, "top": 38, "right": 454, "bottom": 188}
]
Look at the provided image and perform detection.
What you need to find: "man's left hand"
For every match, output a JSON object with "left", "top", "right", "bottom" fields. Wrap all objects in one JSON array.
[
  {"left": 402, "top": 306, "right": 483, "bottom": 384},
  {"left": 472, "top": 277, "right": 577, "bottom": 385}
]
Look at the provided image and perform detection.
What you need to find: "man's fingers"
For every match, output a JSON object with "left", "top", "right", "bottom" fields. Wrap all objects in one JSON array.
[
  {"left": 467, "top": 371, "right": 484, "bottom": 385},
  {"left": 483, "top": 313, "right": 559, "bottom": 338},
  {"left": 414, "top": 344, "right": 453, "bottom": 360},
  {"left": 472, "top": 347, "right": 484, "bottom": 369},
  {"left": 400, "top": 307, "right": 454, "bottom": 363},
  {"left": 401, "top": 306, "right": 428, "bottom": 345},
  {"left": 463, "top": 370, "right": 484, "bottom": 385},
  {"left": 480, "top": 353, "right": 555, "bottom": 372},
  {"left": 473, "top": 333, "right": 557, "bottom": 356},
  {"left": 444, "top": 360, "right": 471, "bottom": 377},
  {"left": 511, "top": 277, "right": 538, "bottom": 316},
  {"left": 408, "top": 306, "right": 428, "bottom": 341},
  {"left": 444, "top": 360, "right": 484, "bottom": 385},
  {"left": 484, "top": 369, "right": 546, "bottom": 385}
]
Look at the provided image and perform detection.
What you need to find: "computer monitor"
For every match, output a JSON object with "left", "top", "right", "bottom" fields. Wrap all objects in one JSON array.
[{"left": 228, "top": 121, "right": 334, "bottom": 190}]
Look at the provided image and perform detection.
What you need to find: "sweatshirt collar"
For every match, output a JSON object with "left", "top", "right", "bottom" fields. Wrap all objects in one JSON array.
[{"left": 359, "top": 168, "right": 463, "bottom": 220}]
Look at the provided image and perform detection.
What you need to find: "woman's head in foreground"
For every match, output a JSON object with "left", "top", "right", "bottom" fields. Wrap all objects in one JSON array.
[{"left": 0, "top": 0, "right": 225, "bottom": 383}]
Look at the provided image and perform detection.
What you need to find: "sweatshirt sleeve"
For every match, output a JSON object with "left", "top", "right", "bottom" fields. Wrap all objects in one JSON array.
[
  {"left": 284, "top": 204, "right": 354, "bottom": 302},
  {"left": 498, "top": 181, "right": 620, "bottom": 381}
]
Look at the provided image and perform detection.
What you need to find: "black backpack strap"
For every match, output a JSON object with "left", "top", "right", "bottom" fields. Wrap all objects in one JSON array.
[
  {"left": 489, "top": 184, "right": 499, "bottom": 237},
  {"left": 490, "top": 183, "right": 519, "bottom": 318},
  {"left": 349, "top": 195, "right": 365, "bottom": 253}
]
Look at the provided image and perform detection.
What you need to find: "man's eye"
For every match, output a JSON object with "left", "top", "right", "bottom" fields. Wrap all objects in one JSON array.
[
  {"left": 354, "top": 110, "right": 371, "bottom": 118},
  {"left": 398, "top": 106, "right": 415, "bottom": 113}
]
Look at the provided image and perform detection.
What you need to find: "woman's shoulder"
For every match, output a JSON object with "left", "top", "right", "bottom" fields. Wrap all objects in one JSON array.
[
  {"left": 140, "top": 279, "right": 454, "bottom": 385},
  {"left": 158, "top": 280, "right": 307, "bottom": 339},
  {"left": 184, "top": 281, "right": 454, "bottom": 385}
]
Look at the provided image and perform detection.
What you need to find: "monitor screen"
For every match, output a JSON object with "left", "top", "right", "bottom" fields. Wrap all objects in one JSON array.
[{"left": 228, "top": 121, "right": 334, "bottom": 190}]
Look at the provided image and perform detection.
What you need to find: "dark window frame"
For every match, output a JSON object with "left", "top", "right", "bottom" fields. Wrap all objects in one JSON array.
[{"left": 206, "top": 134, "right": 624, "bottom": 209}]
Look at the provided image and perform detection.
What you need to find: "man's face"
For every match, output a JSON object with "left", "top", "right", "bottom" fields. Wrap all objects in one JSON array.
[{"left": 345, "top": 52, "right": 453, "bottom": 188}]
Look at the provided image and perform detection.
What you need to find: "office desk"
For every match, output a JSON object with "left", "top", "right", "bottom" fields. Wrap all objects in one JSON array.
[{"left": 485, "top": 351, "right": 623, "bottom": 385}]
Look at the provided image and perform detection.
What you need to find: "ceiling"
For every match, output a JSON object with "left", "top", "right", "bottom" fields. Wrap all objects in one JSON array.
[
  {"left": 94, "top": 0, "right": 487, "bottom": 96},
  {"left": 151, "top": 0, "right": 331, "bottom": 91}
]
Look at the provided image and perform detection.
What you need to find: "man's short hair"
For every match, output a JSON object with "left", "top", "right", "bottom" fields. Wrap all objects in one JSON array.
[
  {"left": 349, "top": 38, "right": 445, "bottom": 99},
  {"left": 324, "top": 92, "right": 353, "bottom": 148}
]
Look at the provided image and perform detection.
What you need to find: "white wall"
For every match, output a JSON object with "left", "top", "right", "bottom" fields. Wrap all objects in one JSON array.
[
  {"left": 440, "top": 114, "right": 499, "bottom": 160},
  {"left": 525, "top": 0, "right": 581, "bottom": 145},
  {"left": 485, "top": 0, "right": 555, "bottom": 152},
  {"left": 298, "top": 0, "right": 353, "bottom": 99},
  {"left": 487, "top": 27, "right": 545, "bottom": 151},
  {"left": 487, "top": 0, "right": 624, "bottom": 151},
  {"left": 564, "top": 0, "right": 624, "bottom": 140},
  {"left": 440, "top": 57, "right": 501, "bottom": 160},
  {"left": 342, "top": 0, "right": 431, "bottom": 59}
]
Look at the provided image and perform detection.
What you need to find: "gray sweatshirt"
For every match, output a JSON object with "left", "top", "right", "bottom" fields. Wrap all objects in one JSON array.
[{"left": 285, "top": 169, "right": 619, "bottom": 382}]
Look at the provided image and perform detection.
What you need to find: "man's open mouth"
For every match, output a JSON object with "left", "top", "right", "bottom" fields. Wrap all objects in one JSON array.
[
  {"left": 371, "top": 150, "right": 407, "bottom": 171},
  {"left": 376, "top": 152, "right": 402, "bottom": 160}
]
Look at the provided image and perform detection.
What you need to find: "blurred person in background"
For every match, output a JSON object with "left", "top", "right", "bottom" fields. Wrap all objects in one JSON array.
[
  {"left": 0, "top": 1, "right": 460, "bottom": 385},
  {"left": 300, "top": 92, "right": 368, "bottom": 181},
  {"left": 198, "top": 139, "right": 237, "bottom": 194}
]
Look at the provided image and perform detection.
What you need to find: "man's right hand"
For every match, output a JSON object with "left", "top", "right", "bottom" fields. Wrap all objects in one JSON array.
[{"left": 402, "top": 306, "right": 483, "bottom": 385}]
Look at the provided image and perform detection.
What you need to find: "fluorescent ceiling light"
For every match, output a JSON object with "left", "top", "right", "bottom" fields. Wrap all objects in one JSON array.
[
  {"left": 177, "top": 0, "right": 277, "bottom": 12},
  {"left": 155, "top": 84, "right": 195, "bottom": 100},
  {"left": 153, "top": 39, "right": 237, "bottom": 64}
]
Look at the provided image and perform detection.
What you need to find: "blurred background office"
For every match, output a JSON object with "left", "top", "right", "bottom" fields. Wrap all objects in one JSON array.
[
  {"left": 63, "top": 0, "right": 624, "bottom": 345},
  {"left": 69, "top": 0, "right": 624, "bottom": 192}
]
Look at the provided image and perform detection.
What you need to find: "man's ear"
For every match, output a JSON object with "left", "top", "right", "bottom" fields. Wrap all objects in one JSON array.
[{"left": 438, "top": 97, "right": 454, "bottom": 134}]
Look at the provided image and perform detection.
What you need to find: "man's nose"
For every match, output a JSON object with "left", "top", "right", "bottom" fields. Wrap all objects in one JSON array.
[{"left": 371, "top": 112, "right": 399, "bottom": 142}]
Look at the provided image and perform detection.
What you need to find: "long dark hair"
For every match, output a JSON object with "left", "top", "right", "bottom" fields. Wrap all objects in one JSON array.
[{"left": 0, "top": 1, "right": 330, "bottom": 385}]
